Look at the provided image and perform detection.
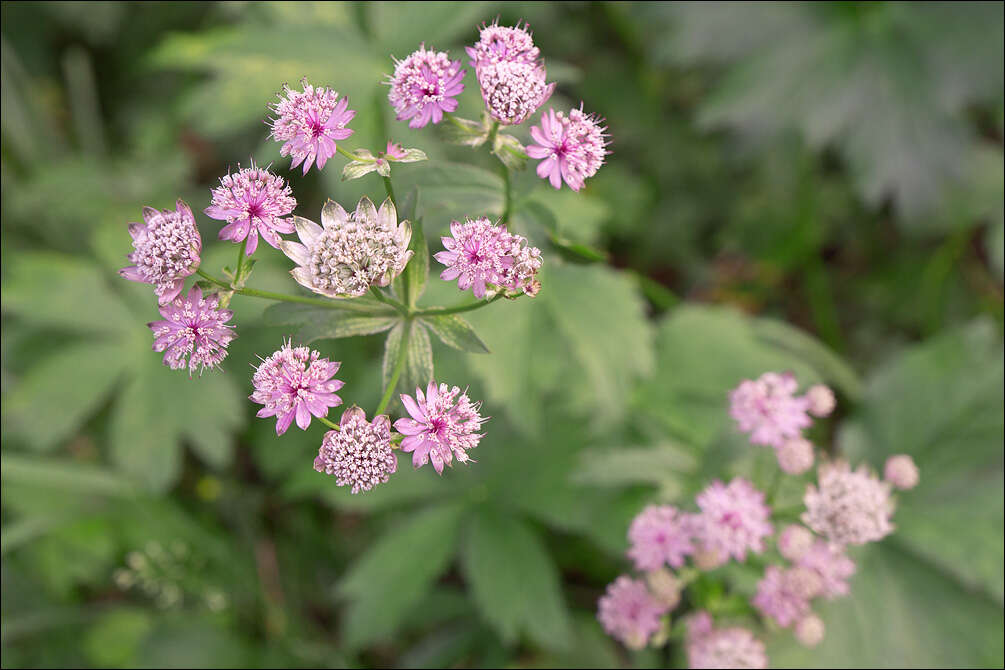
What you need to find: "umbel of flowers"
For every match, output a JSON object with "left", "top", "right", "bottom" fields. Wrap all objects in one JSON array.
[
  {"left": 118, "top": 19, "right": 607, "bottom": 497},
  {"left": 597, "top": 372, "right": 920, "bottom": 666}
]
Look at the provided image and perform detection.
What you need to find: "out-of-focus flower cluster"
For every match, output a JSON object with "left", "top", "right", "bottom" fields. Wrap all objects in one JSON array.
[
  {"left": 598, "top": 372, "right": 920, "bottom": 664},
  {"left": 113, "top": 541, "right": 228, "bottom": 612}
]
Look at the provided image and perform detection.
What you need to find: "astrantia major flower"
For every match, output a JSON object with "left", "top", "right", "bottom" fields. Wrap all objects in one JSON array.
[
  {"left": 313, "top": 407, "right": 397, "bottom": 494},
  {"left": 466, "top": 20, "right": 540, "bottom": 68},
  {"left": 729, "top": 372, "right": 812, "bottom": 448},
  {"left": 434, "top": 217, "right": 542, "bottom": 298},
  {"left": 269, "top": 79, "right": 355, "bottom": 175},
  {"left": 777, "top": 524, "right": 815, "bottom": 562},
  {"left": 120, "top": 200, "right": 201, "bottom": 305},
  {"left": 802, "top": 461, "right": 894, "bottom": 546},
  {"left": 776, "top": 437, "right": 815, "bottom": 475},
  {"left": 148, "top": 285, "right": 234, "bottom": 376},
  {"left": 795, "top": 614, "right": 826, "bottom": 648},
  {"left": 627, "top": 505, "right": 695, "bottom": 571},
  {"left": 387, "top": 45, "right": 465, "bottom": 128},
  {"left": 806, "top": 383, "right": 836, "bottom": 417},
  {"left": 528, "top": 106, "right": 609, "bottom": 191},
  {"left": 205, "top": 164, "right": 296, "bottom": 256},
  {"left": 250, "top": 340, "right": 344, "bottom": 435},
  {"left": 884, "top": 454, "right": 920, "bottom": 490},
  {"left": 693, "top": 477, "right": 773, "bottom": 565},
  {"left": 751, "top": 565, "right": 818, "bottom": 628},
  {"left": 797, "top": 539, "right": 856, "bottom": 599},
  {"left": 280, "top": 197, "right": 412, "bottom": 299},
  {"left": 476, "top": 59, "right": 554, "bottom": 126},
  {"left": 686, "top": 611, "right": 768, "bottom": 670},
  {"left": 394, "top": 381, "right": 486, "bottom": 474},
  {"left": 597, "top": 576, "right": 668, "bottom": 650}
]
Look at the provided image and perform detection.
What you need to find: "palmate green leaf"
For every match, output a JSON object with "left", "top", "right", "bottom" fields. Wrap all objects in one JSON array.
[
  {"left": 662, "top": 2, "right": 1004, "bottom": 224},
  {"left": 842, "top": 318, "right": 1004, "bottom": 603},
  {"left": 262, "top": 302, "right": 399, "bottom": 342},
  {"left": 459, "top": 509, "right": 572, "bottom": 650},
  {"left": 338, "top": 502, "right": 465, "bottom": 649},
  {"left": 394, "top": 163, "right": 504, "bottom": 224},
  {"left": 421, "top": 314, "right": 490, "bottom": 354},
  {"left": 394, "top": 217, "right": 429, "bottom": 308},
  {"left": 464, "top": 264, "right": 652, "bottom": 434}
]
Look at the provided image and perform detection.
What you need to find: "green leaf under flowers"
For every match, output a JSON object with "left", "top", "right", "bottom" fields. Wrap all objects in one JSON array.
[
  {"left": 342, "top": 160, "right": 379, "bottom": 181},
  {"left": 400, "top": 219, "right": 428, "bottom": 307},
  {"left": 390, "top": 147, "right": 427, "bottom": 163},
  {"left": 440, "top": 114, "right": 491, "bottom": 147},
  {"left": 338, "top": 502, "right": 465, "bottom": 649},
  {"left": 421, "top": 314, "right": 490, "bottom": 354},
  {"left": 263, "top": 302, "right": 399, "bottom": 343},
  {"left": 382, "top": 321, "right": 434, "bottom": 401},
  {"left": 460, "top": 509, "right": 573, "bottom": 650},
  {"left": 492, "top": 133, "right": 528, "bottom": 171}
]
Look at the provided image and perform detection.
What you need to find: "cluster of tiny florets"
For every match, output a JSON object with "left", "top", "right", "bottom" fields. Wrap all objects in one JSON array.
[
  {"left": 269, "top": 78, "right": 355, "bottom": 174},
  {"left": 148, "top": 286, "right": 234, "bottom": 376},
  {"left": 387, "top": 45, "right": 465, "bottom": 128},
  {"left": 121, "top": 200, "right": 201, "bottom": 305},
  {"left": 528, "top": 106, "right": 609, "bottom": 191},
  {"left": 434, "top": 217, "right": 542, "bottom": 298},
  {"left": 282, "top": 197, "right": 412, "bottom": 298},
  {"left": 394, "top": 382, "right": 486, "bottom": 474},
  {"left": 693, "top": 477, "right": 774, "bottom": 565},
  {"left": 884, "top": 454, "right": 920, "bottom": 490},
  {"left": 686, "top": 611, "right": 768, "bottom": 669},
  {"left": 729, "top": 372, "right": 813, "bottom": 448},
  {"left": 314, "top": 407, "right": 396, "bottom": 494},
  {"left": 628, "top": 505, "right": 695, "bottom": 571},
  {"left": 467, "top": 21, "right": 554, "bottom": 126},
  {"left": 597, "top": 576, "right": 668, "bottom": 650},
  {"left": 250, "top": 340, "right": 344, "bottom": 435},
  {"left": 205, "top": 164, "right": 296, "bottom": 255},
  {"left": 465, "top": 21, "right": 540, "bottom": 67},
  {"left": 803, "top": 461, "right": 894, "bottom": 546}
]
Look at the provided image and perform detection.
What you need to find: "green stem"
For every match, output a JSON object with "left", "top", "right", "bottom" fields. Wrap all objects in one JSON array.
[
  {"left": 369, "top": 286, "right": 408, "bottom": 316},
  {"left": 375, "top": 319, "right": 411, "bottom": 416},
  {"left": 415, "top": 293, "right": 506, "bottom": 317},
  {"left": 335, "top": 144, "right": 358, "bottom": 161},
  {"left": 195, "top": 269, "right": 390, "bottom": 314},
  {"left": 500, "top": 163, "right": 512, "bottom": 225},
  {"left": 234, "top": 238, "right": 247, "bottom": 284},
  {"left": 382, "top": 176, "right": 397, "bottom": 207},
  {"left": 765, "top": 467, "right": 783, "bottom": 506},
  {"left": 317, "top": 415, "right": 339, "bottom": 431}
]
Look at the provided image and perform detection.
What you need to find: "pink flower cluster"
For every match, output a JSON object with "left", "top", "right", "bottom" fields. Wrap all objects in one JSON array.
[
  {"left": 387, "top": 45, "right": 465, "bottom": 128},
  {"left": 434, "top": 217, "right": 542, "bottom": 298},
  {"left": 250, "top": 340, "right": 344, "bottom": 435},
  {"left": 121, "top": 200, "right": 201, "bottom": 305},
  {"left": 395, "top": 381, "right": 486, "bottom": 474},
  {"left": 687, "top": 611, "right": 768, "bottom": 669},
  {"left": 148, "top": 286, "right": 234, "bottom": 376},
  {"left": 468, "top": 21, "right": 554, "bottom": 126},
  {"left": 205, "top": 164, "right": 296, "bottom": 255},
  {"left": 528, "top": 106, "right": 609, "bottom": 191},
  {"left": 313, "top": 407, "right": 396, "bottom": 494},
  {"left": 269, "top": 78, "right": 355, "bottom": 175}
]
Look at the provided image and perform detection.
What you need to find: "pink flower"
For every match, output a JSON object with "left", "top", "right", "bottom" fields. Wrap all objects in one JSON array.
[
  {"left": 120, "top": 200, "right": 201, "bottom": 305},
  {"left": 597, "top": 576, "right": 668, "bottom": 650},
  {"left": 776, "top": 437, "right": 815, "bottom": 475},
  {"left": 387, "top": 45, "right": 465, "bottom": 128},
  {"left": 795, "top": 615, "right": 825, "bottom": 647},
  {"left": 751, "top": 566, "right": 818, "bottom": 628},
  {"left": 687, "top": 611, "right": 768, "bottom": 669},
  {"left": 250, "top": 340, "right": 344, "bottom": 435},
  {"left": 394, "top": 382, "right": 485, "bottom": 474},
  {"left": 693, "top": 478, "right": 773, "bottom": 565},
  {"left": 729, "top": 372, "right": 813, "bottom": 448},
  {"left": 434, "top": 217, "right": 542, "bottom": 298},
  {"left": 528, "top": 106, "right": 609, "bottom": 191},
  {"left": 280, "top": 197, "right": 412, "bottom": 299},
  {"left": 466, "top": 20, "right": 540, "bottom": 68},
  {"left": 269, "top": 78, "right": 355, "bottom": 175},
  {"left": 627, "top": 505, "right": 695, "bottom": 571},
  {"left": 205, "top": 164, "right": 296, "bottom": 256},
  {"left": 148, "top": 285, "right": 234, "bottom": 376},
  {"left": 313, "top": 407, "right": 396, "bottom": 494},
  {"left": 884, "top": 454, "right": 920, "bottom": 490},
  {"left": 806, "top": 384, "right": 836, "bottom": 417},
  {"left": 777, "top": 524, "right": 815, "bottom": 562},
  {"left": 797, "top": 540, "right": 856, "bottom": 599},
  {"left": 476, "top": 59, "right": 554, "bottom": 126},
  {"left": 803, "top": 461, "right": 894, "bottom": 546}
]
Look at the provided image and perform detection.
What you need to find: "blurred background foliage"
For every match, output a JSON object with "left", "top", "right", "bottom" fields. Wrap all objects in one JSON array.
[{"left": 1, "top": 2, "right": 1002, "bottom": 668}]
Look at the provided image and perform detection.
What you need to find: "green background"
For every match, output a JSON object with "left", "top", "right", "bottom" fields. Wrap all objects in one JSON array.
[{"left": 2, "top": 2, "right": 1002, "bottom": 668}]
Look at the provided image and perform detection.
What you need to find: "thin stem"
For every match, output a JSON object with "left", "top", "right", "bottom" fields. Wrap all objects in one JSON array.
[
  {"left": 415, "top": 293, "right": 506, "bottom": 317},
  {"left": 382, "top": 175, "right": 396, "bottom": 207},
  {"left": 317, "top": 415, "right": 339, "bottom": 431},
  {"left": 500, "top": 162, "right": 512, "bottom": 225},
  {"left": 375, "top": 319, "right": 411, "bottom": 416},
  {"left": 369, "top": 286, "right": 408, "bottom": 316},
  {"left": 195, "top": 269, "right": 391, "bottom": 315},
  {"left": 335, "top": 144, "right": 358, "bottom": 161},
  {"left": 765, "top": 467, "right": 784, "bottom": 506},
  {"left": 235, "top": 238, "right": 247, "bottom": 283}
]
